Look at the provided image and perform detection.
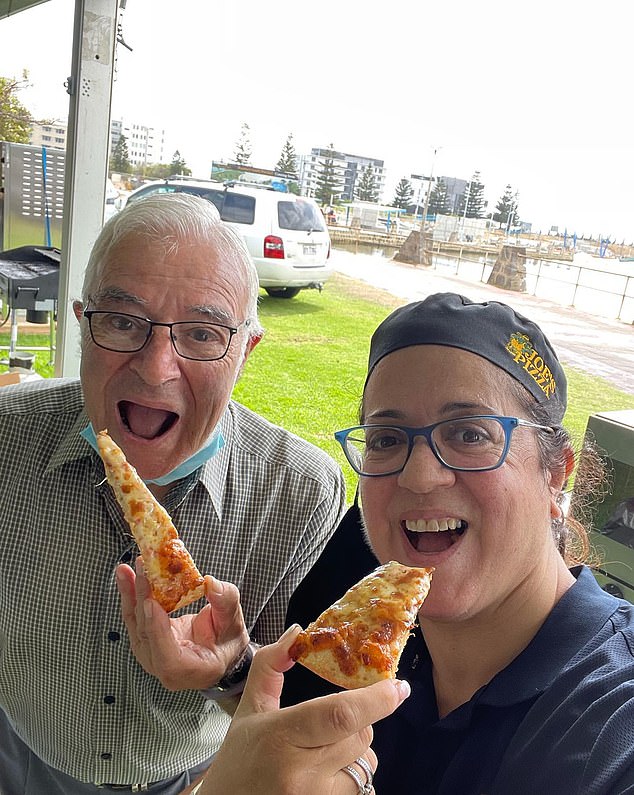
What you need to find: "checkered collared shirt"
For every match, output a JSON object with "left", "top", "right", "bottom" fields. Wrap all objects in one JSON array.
[{"left": 0, "top": 378, "right": 346, "bottom": 786}]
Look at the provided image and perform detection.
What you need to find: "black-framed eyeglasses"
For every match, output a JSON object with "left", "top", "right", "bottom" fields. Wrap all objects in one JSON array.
[
  {"left": 83, "top": 310, "right": 248, "bottom": 361},
  {"left": 334, "top": 415, "right": 554, "bottom": 477}
]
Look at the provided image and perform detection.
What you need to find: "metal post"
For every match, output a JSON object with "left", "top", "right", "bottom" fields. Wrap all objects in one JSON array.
[
  {"left": 55, "top": 0, "right": 119, "bottom": 377},
  {"left": 419, "top": 147, "right": 439, "bottom": 267}
]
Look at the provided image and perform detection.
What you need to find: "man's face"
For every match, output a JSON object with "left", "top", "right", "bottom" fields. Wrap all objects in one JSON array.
[{"left": 77, "top": 232, "right": 252, "bottom": 480}]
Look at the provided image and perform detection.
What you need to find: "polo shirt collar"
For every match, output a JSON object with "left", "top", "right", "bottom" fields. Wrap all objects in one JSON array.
[
  {"left": 396, "top": 567, "right": 620, "bottom": 733},
  {"left": 477, "top": 566, "right": 620, "bottom": 707}
]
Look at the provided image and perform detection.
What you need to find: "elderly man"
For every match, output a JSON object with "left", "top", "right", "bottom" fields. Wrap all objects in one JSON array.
[{"left": 0, "top": 193, "right": 345, "bottom": 794}]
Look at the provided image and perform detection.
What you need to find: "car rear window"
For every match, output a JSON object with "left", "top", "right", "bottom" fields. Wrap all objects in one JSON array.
[
  {"left": 128, "top": 185, "right": 255, "bottom": 224},
  {"left": 179, "top": 187, "right": 256, "bottom": 225},
  {"left": 278, "top": 200, "right": 326, "bottom": 232},
  {"left": 212, "top": 192, "right": 256, "bottom": 225}
]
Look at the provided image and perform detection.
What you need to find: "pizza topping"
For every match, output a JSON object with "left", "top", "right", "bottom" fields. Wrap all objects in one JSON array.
[
  {"left": 96, "top": 429, "right": 205, "bottom": 613},
  {"left": 290, "top": 561, "right": 433, "bottom": 689}
]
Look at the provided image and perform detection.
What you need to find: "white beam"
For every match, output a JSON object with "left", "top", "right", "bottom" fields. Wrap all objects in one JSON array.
[{"left": 55, "top": 0, "right": 118, "bottom": 377}]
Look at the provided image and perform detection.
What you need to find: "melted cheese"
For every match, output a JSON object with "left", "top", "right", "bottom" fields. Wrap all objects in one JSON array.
[
  {"left": 290, "top": 561, "right": 433, "bottom": 688},
  {"left": 97, "top": 431, "right": 205, "bottom": 613}
]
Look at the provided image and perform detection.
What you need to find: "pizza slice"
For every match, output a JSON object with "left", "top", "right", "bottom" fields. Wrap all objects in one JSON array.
[
  {"left": 289, "top": 560, "right": 433, "bottom": 689},
  {"left": 96, "top": 429, "right": 206, "bottom": 614}
]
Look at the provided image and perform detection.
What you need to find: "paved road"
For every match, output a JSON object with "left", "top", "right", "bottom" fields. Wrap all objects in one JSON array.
[{"left": 331, "top": 249, "right": 634, "bottom": 396}]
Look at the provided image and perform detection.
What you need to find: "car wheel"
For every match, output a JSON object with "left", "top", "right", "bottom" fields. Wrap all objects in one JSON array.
[{"left": 265, "top": 287, "right": 302, "bottom": 299}]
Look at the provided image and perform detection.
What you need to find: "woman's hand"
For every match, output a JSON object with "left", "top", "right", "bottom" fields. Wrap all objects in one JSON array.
[{"left": 196, "top": 625, "right": 411, "bottom": 795}]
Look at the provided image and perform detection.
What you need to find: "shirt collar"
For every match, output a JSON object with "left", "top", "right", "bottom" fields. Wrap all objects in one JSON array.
[
  {"left": 394, "top": 567, "right": 621, "bottom": 731},
  {"left": 477, "top": 566, "right": 621, "bottom": 707},
  {"left": 43, "top": 401, "right": 233, "bottom": 521},
  {"left": 44, "top": 408, "right": 95, "bottom": 474}
]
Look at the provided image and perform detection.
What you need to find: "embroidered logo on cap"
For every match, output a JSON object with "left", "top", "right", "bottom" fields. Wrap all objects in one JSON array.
[{"left": 505, "top": 332, "right": 557, "bottom": 398}]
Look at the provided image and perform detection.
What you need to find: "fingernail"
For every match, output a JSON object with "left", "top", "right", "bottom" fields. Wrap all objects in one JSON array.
[
  {"left": 280, "top": 623, "right": 302, "bottom": 641},
  {"left": 205, "top": 575, "right": 223, "bottom": 595},
  {"left": 143, "top": 599, "right": 153, "bottom": 619},
  {"left": 394, "top": 679, "right": 411, "bottom": 701}
]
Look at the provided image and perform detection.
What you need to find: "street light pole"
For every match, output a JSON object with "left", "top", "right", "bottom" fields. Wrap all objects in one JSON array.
[{"left": 419, "top": 146, "right": 440, "bottom": 267}]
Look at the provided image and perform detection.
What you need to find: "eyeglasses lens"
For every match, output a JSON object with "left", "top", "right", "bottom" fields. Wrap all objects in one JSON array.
[
  {"left": 89, "top": 312, "right": 231, "bottom": 361},
  {"left": 346, "top": 417, "right": 508, "bottom": 474}
]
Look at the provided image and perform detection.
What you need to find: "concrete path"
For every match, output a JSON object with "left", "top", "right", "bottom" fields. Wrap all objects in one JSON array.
[{"left": 331, "top": 249, "right": 634, "bottom": 396}]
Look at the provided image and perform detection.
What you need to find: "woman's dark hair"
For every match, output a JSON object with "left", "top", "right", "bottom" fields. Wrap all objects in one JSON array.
[{"left": 508, "top": 380, "right": 607, "bottom": 567}]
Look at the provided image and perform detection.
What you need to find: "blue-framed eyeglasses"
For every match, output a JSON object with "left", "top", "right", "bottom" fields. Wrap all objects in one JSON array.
[
  {"left": 83, "top": 310, "right": 249, "bottom": 361},
  {"left": 334, "top": 415, "right": 554, "bottom": 477}
]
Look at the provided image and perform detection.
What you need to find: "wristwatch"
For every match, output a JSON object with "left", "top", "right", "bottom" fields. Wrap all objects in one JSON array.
[{"left": 200, "top": 642, "right": 257, "bottom": 699}]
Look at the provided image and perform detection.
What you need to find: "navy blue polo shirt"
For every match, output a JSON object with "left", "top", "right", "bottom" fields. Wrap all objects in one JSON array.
[{"left": 370, "top": 567, "right": 634, "bottom": 794}]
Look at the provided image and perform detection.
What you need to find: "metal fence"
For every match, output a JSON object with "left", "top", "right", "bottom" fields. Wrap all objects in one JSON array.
[{"left": 428, "top": 245, "right": 634, "bottom": 325}]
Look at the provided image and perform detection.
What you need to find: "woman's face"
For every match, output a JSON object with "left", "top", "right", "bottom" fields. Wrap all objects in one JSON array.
[{"left": 359, "top": 345, "right": 563, "bottom": 623}]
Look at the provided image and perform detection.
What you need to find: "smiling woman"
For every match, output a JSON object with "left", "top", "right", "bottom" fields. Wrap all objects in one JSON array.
[{"left": 277, "top": 292, "right": 634, "bottom": 795}]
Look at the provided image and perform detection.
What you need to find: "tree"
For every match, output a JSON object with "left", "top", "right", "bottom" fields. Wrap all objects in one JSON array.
[
  {"left": 458, "top": 170, "right": 486, "bottom": 219},
  {"left": 0, "top": 73, "right": 36, "bottom": 143},
  {"left": 493, "top": 184, "right": 520, "bottom": 227},
  {"left": 142, "top": 162, "right": 172, "bottom": 179},
  {"left": 356, "top": 165, "right": 379, "bottom": 202},
  {"left": 109, "top": 133, "right": 130, "bottom": 173},
  {"left": 314, "top": 143, "right": 342, "bottom": 206},
  {"left": 169, "top": 150, "right": 191, "bottom": 176},
  {"left": 428, "top": 178, "right": 450, "bottom": 216},
  {"left": 234, "top": 122, "right": 252, "bottom": 165},
  {"left": 276, "top": 133, "right": 298, "bottom": 177},
  {"left": 392, "top": 177, "right": 413, "bottom": 209}
]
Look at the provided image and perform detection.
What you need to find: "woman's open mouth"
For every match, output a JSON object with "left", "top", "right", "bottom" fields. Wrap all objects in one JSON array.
[
  {"left": 403, "top": 518, "right": 467, "bottom": 553},
  {"left": 118, "top": 401, "right": 178, "bottom": 440}
]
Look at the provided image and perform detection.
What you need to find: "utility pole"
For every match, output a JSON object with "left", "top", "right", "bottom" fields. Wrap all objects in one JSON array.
[{"left": 418, "top": 146, "right": 440, "bottom": 267}]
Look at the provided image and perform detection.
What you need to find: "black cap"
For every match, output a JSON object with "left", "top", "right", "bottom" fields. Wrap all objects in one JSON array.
[{"left": 367, "top": 293, "right": 567, "bottom": 422}]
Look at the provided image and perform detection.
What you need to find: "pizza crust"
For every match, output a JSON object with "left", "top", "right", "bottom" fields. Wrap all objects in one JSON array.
[
  {"left": 289, "top": 561, "right": 433, "bottom": 689},
  {"left": 96, "top": 430, "right": 205, "bottom": 613}
]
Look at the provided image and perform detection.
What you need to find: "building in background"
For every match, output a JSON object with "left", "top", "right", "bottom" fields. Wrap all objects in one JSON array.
[
  {"left": 29, "top": 121, "right": 67, "bottom": 150},
  {"left": 438, "top": 175, "right": 468, "bottom": 214},
  {"left": 110, "top": 119, "right": 166, "bottom": 169},
  {"left": 298, "top": 147, "right": 386, "bottom": 202}
]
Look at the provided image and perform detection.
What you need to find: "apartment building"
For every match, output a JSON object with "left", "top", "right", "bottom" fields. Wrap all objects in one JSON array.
[
  {"left": 29, "top": 121, "right": 67, "bottom": 150},
  {"left": 110, "top": 119, "right": 166, "bottom": 168},
  {"left": 298, "top": 147, "right": 386, "bottom": 202}
]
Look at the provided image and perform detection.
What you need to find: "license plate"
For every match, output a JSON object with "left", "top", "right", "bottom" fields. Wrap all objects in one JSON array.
[{"left": 303, "top": 244, "right": 317, "bottom": 256}]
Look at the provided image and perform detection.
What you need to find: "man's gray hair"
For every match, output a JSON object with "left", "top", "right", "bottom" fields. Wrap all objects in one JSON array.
[{"left": 82, "top": 192, "right": 262, "bottom": 338}]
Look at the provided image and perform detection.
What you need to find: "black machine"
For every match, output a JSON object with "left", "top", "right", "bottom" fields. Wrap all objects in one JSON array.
[
  {"left": 0, "top": 245, "right": 61, "bottom": 320},
  {"left": 0, "top": 246, "right": 60, "bottom": 364}
]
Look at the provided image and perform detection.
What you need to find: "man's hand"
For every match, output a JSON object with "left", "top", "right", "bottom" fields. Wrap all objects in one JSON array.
[
  {"left": 195, "top": 625, "right": 411, "bottom": 795},
  {"left": 116, "top": 560, "right": 250, "bottom": 691}
]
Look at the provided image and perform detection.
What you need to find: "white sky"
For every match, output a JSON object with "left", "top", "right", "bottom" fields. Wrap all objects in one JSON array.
[{"left": 2, "top": 0, "right": 634, "bottom": 240}]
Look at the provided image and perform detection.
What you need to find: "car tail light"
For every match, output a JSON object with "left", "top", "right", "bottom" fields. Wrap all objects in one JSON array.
[{"left": 264, "top": 235, "right": 285, "bottom": 259}]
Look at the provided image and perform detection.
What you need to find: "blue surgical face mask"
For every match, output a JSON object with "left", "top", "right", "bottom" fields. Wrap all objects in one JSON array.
[{"left": 80, "top": 423, "right": 225, "bottom": 485}]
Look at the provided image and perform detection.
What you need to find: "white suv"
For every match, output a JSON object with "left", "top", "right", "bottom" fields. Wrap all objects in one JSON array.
[{"left": 124, "top": 179, "right": 332, "bottom": 298}]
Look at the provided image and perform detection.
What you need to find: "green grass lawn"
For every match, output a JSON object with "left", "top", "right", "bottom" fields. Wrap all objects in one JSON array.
[{"left": 2, "top": 272, "right": 632, "bottom": 500}]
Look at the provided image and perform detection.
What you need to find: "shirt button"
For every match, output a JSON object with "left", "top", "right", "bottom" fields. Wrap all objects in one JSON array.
[
  {"left": 101, "top": 753, "right": 112, "bottom": 760},
  {"left": 107, "top": 631, "right": 120, "bottom": 642},
  {"left": 103, "top": 695, "right": 116, "bottom": 705}
]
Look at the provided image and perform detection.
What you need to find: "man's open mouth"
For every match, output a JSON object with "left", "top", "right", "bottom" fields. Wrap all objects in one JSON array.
[
  {"left": 119, "top": 401, "right": 178, "bottom": 440},
  {"left": 403, "top": 518, "right": 467, "bottom": 553}
]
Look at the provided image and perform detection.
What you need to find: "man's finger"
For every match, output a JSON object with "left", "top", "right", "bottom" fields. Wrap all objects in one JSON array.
[
  {"left": 115, "top": 563, "right": 138, "bottom": 626},
  {"left": 203, "top": 576, "right": 245, "bottom": 634},
  {"left": 235, "top": 625, "right": 303, "bottom": 716},
  {"left": 276, "top": 677, "right": 411, "bottom": 749}
]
